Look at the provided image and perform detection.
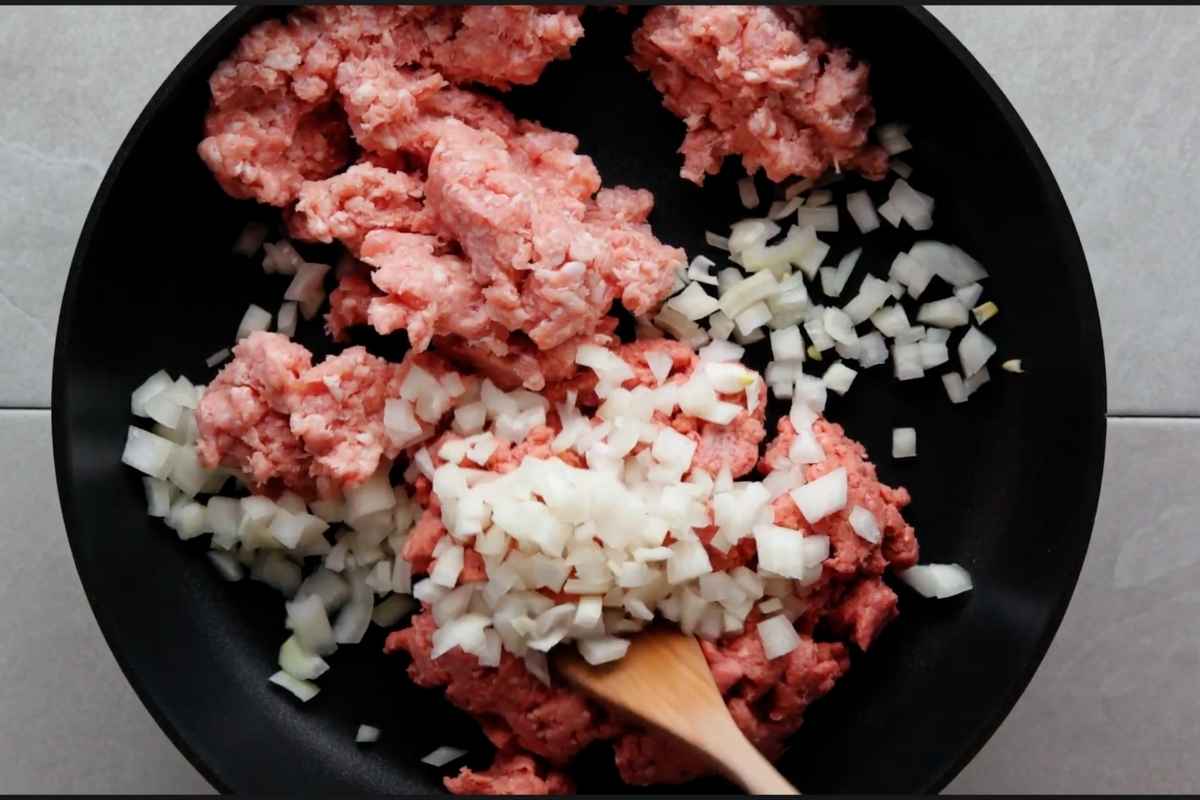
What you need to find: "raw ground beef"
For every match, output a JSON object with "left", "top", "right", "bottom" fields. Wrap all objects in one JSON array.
[
  {"left": 195, "top": 331, "right": 467, "bottom": 499},
  {"left": 631, "top": 5, "right": 888, "bottom": 184},
  {"left": 374, "top": 339, "right": 918, "bottom": 792}
]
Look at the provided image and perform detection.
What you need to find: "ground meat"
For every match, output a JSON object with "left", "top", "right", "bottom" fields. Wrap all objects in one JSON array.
[
  {"left": 199, "top": 5, "right": 583, "bottom": 205},
  {"left": 445, "top": 751, "right": 574, "bottom": 796},
  {"left": 825, "top": 576, "right": 899, "bottom": 651},
  {"left": 196, "top": 332, "right": 463, "bottom": 498},
  {"left": 287, "top": 163, "right": 437, "bottom": 253},
  {"left": 325, "top": 256, "right": 380, "bottom": 342},
  {"left": 631, "top": 5, "right": 888, "bottom": 184}
]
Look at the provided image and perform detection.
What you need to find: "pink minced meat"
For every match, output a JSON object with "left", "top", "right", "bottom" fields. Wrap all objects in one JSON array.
[
  {"left": 381, "top": 340, "right": 916, "bottom": 792},
  {"left": 199, "top": 5, "right": 583, "bottom": 206},
  {"left": 196, "top": 331, "right": 464, "bottom": 498},
  {"left": 631, "top": 5, "right": 888, "bottom": 184},
  {"left": 444, "top": 752, "right": 574, "bottom": 796}
]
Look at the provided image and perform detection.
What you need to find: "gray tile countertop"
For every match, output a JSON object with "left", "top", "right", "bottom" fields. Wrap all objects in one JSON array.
[{"left": 1, "top": 5, "right": 1196, "bottom": 794}]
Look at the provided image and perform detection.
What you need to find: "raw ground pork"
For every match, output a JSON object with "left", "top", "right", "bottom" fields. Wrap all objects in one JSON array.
[
  {"left": 631, "top": 5, "right": 888, "bottom": 184},
  {"left": 378, "top": 339, "right": 919, "bottom": 792},
  {"left": 201, "top": 5, "right": 685, "bottom": 392}
]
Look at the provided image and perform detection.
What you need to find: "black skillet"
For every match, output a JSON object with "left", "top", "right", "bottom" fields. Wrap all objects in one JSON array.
[{"left": 52, "top": 5, "right": 1106, "bottom": 794}]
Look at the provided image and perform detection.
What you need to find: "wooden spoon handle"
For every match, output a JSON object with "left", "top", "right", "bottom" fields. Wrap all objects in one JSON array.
[{"left": 692, "top": 708, "right": 800, "bottom": 795}]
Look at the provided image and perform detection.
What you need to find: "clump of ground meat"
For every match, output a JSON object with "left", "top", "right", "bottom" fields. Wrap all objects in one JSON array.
[
  {"left": 195, "top": 331, "right": 468, "bottom": 499},
  {"left": 631, "top": 5, "right": 888, "bottom": 184},
  {"left": 374, "top": 339, "right": 917, "bottom": 793},
  {"left": 199, "top": 5, "right": 584, "bottom": 206}
]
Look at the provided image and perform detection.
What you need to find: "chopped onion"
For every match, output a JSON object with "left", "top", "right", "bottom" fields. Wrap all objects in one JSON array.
[
  {"left": 232, "top": 221, "right": 269, "bottom": 257},
  {"left": 893, "top": 342, "right": 925, "bottom": 381},
  {"left": 654, "top": 306, "right": 709, "bottom": 347},
  {"left": 805, "top": 190, "right": 833, "bottom": 207},
  {"left": 784, "top": 178, "right": 814, "bottom": 199},
  {"left": 204, "top": 348, "right": 231, "bottom": 371},
  {"left": 131, "top": 370, "right": 174, "bottom": 417},
  {"left": 734, "top": 302, "right": 772, "bottom": 336},
  {"left": 856, "top": 332, "right": 889, "bottom": 368},
  {"left": 705, "top": 231, "right": 731, "bottom": 251},
  {"left": 757, "top": 615, "right": 801, "bottom": 659},
  {"left": 917, "top": 297, "right": 969, "bottom": 328},
  {"left": 848, "top": 506, "right": 881, "bottom": 544},
  {"left": 1002, "top": 359, "right": 1023, "bottom": 374},
  {"left": 822, "top": 307, "right": 858, "bottom": 346},
  {"left": 421, "top": 746, "right": 468, "bottom": 767},
  {"left": 687, "top": 255, "right": 719, "bottom": 286},
  {"left": 822, "top": 362, "right": 857, "bottom": 395},
  {"left": 954, "top": 282, "right": 984, "bottom": 309},
  {"left": 870, "top": 304, "right": 910, "bottom": 337},
  {"left": 958, "top": 327, "right": 996, "bottom": 376},
  {"left": 333, "top": 571, "right": 374, "bottom": 645},
  {"left": 666, "top": 282, "right": 721, "bottom": 321},
  {"left": 729, "top": 218, "right": 781, "bottom": 252},
  {"left": 707, "top": 310, "right": 735, "bottom": 340},
  {"left": 345, "top": 470, "right": 396, "bottom": 524},
  {"left": 898, "top": 563, "right": 973, "bottom": 598},
  {"left": 262, "top": 240, "right": 303, "bottom": 275},
  {"left": 788, "top": 467, "right": 847, "bottom": 523},
  {"left": 842, "top": 276, "right": 893, "bottom": 325},
  {"left": 892, "top": 427, "right": 917, "bottom": 459},
  {"left": 796, "top": 206, "right": 838, "bottom": 233},
  {"left": 795, "top": 235, "right": 829, "bottom": 280},
  {"left": 742, "top": 225, "right": 817, "bottom": 275},
  {"left": 287, "top": 593, "right": 337, "bottom": 655},
  {"left": 268, "top": 670, "right": 319, "bottom": 702},
  {"left": 846, "top": 190, "right": 880, "bottom": 233},
  {"left": 297, "top": 568, "right": 350, "bottom": 612},
  {"left": 788, "top": 424, "right": 825, "bottom": 464},
  {"left": 877, "top": 199, "right": 903, "bottom": 227},
  {"left": 965, "top": 366, "right": 991, "bottom": 397},
  {"left": 889, "top": 252, "right": 934, "bottom": 299},
  {"left": 279, "top": 635, "right": 330, "bottom": 681},
  {"left": 769, "top": 197, "right": 802, "bottom": 220},
  {"left": 737, "top": 176, "right": 760, "bottom": 209},
  {"left": 698, "top": 338, "right": 745, "bottom": 364},
  {"left": 889, "top": 180, "right": 933, "bottom": 230},
  {"left": 942, "top": 372, "right": 968, "bottom": 404},
  {"left": 769, "top": 327, "right": 805, "bottom": 361},
  {"left": 666, "top": 540, "right": 713, "bottom": 584},
  {"left": 890, "top": 160, "right": 913, "bottom": 179},
  {"left": 122, "top": 426, "right": 177, "bottom": 480},
  {"left": 793, "top": 373, "right": 827, "bottom": 414},
  {"left": 578, "top": 635, "right": 631, "bottom": 665},
  {"left": 909, "top": 241, "right": 988, "bottom": 287},
  {"left": 284, "top": 262, "right": 330, "bottom": 319},
  {"left": 719, "top": 270, "right": 778, "bottom": 318},
  {"left": 276, "top": 301, "right": 298, "bottom": 338},
  {"left": 919, "top": 341, "right": 950, "bottom": 369},
  {"left": 924, "top": 327, "right": 951, "bottom": 345},
  {"left": 877, "top": 122, "right": 912, "bottom": 155},
  {"left": 973, "top": 301, "right": 999, "bottom": 324},
  {"left": 820, "top": 247, "right": 860, "bottom": 298},
  {"left": 236, "top": 304, "right": 272, "bottom": 341},
  {"left": 753, "top": 525, "right": 811, "bottom": 579},
  {"left": 356, "top": 724, "right": 381, "bottom": 744}
]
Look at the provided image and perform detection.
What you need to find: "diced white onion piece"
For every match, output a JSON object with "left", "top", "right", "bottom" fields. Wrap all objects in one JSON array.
[
  {"left": 889, "top": 252, "right": 935, "bottom": 299},
  {"left": 822, "top": 247, "right": 861, "bottom": 298},
  {"left": 973, "top": 301, "right": 999, "bottom": 324},
  {"left": 430, "top": 544, "right": 465, "bottom": 588},
  {"left": 284, "top": 262, "right": 330, "bottom": 319},
  {"left": 206, "top": 551, "right": 243, "bottom": 581},
  {"left": 698, "top": 339, "right": 745, "bottom": 365},
  {"left": 890, "top": 160, "right": 913, "bottom": 179},
  {"left": 356, "top": 724, "right": 381, "bottom": 744},
  {"left": 805, "top": 190, "right": 833, "bottom": 207},
  {"left": 821, "top": 362, "right": 857, "bottom": 395},
  {"left": 262, "top": 240, "right": 303, "bottom": 275},
  {"left": 1002, "top": 359, "right": 1023, "bottom": 374},
  {"left": 795, "top": 236, "right": 829, "bottom": 280},
  {"left": 733, "top": 327, "right": 765, "bottom": 346},
  {"left": 286, "top": 594, "right": 337, "bottom": 656},
  {"left": 842, "top": 276, "right": 892, "bottom": 326},
  {"left": 769, "top": 197, "right": 802, "bottom": 221},
  {"left": 877, "top": 122, "right": 912, "bottom": 155},
  {"left": 667, "top": 282, "right": 722, "bottom": 321},
  {"left": 705, "top": 231, "right": 731, "bottom": 251},
  {"left": 268, "top": 670, "right": 319, "bottom": 702},
  {"left": 877, "top": 199, "right": 903, "bottom": 227},
  {"left": 297, "top": 568, "right": 350, "bottom": 612},
  {"left": 143, "top": 477, "right": 173, "bottom": 517},
  {"left": 729, "top": 218, "right": 781, "bottom": 253},
  {"left": 954, "top": 282, "right": 984, "bottom": 309},
  {"left": 788, "top": 424, "right": 825, "bottom": 464},
  {"left": 793, "top": 374, "right": 827, "bottom": 414},
  {"left": 236, "top": 304, "right": 272, "bottom": 341},
  {"left": 796, "top": 206, "right": 838, "bottom": 233},
  {"left": 121, "top": 426, "right": 177, "bottom": 480},
  {"left": 205, "top": 348, "right": 231, "bottom": 368},
  {"left": 919, "top": 341, "right": 950, "bottom": 369},
  {"left": 279, "top": 635, "right": 330, "bottom": 681},
  {"left": 276, "top": 302, "right": 298, "bottom": 338},
  {"left": 734, "top": 302, "right": 771, "bottom": 336},
  {"left": 667, "top": 540, "right": 713, "bottom": 584},
  {"left": 894, "top": 326, "right": 927, "bottom": 345},
  {"left": 333, "top": 572, "right": 374, "bottom": 645},
  {"left": 898, "top": 563, "right": 973, "bottom": 598},
  {"left": 856, "top": 332, "right": 889, "bottom": 368},
  {"left": 372, "top": 594, "right": 415, "bottom": 628},
  {"left": 942, "top": 372, "right": 968, "bottom": 404},
  {"left": 232, "top": 221, "right": 268, "bottom": 256},
  {"left": 822, "top": 307, "right": 858, "bottom": 346},
  {"left": 892, "top": 427, "right": 917, "bottom": 459},
  {"left": 893, "top": 342, "right": 925, "bottom": 381},
  {"left": 345, "top": 470, "right": 396, "bottom": 524},
  {"left": 769, "top": 327, "right": 805, "bottom": 362},
  {"left": 753, "top": 525, "right": 812, "bottom": 579},
  {"left": 758, "top": 615, "right": 802, "bottom": 659},
  {"left": 737, "top": 176, "right": 760, "bottom": 209},
  {"left": 924, "top": 327, "right": 951, "bottom": 345},
  {"left": 846, "top": 190, "right": 880, "bottom": 234},
  {"left": 719, "top": 270, "right": 778, "bottom": 319},
  {"left": 965, "top": 366, "right": 991, "bottom": 397},
  {"left": 131, "top": 370, "right": 174, "bottom": 417},
  {"left": 707, "top": 310, "right": 735, "bottom": 341},
  {"left": 958, "top": 327, "right": 997, "bottom": 376},
  {"left": 784, "top": 178, "right": 814, "bottom": 199},
  {"left": 870, "top": 304, "right": 910, "bottom": 337},
  {"left": 421, "top": 746, "right": 468, "bottom": 767},
  {"left": 889, "top": 180, "right": 934, "bottom": 230},
  {"left": 917, "top": 298, "right": 969, "bottom": 328},
  {"left": 453, "top": 401, "right": 486, "bottom": 436},
  {"left": 143, "top": 391, "right": 183, "bottom": 430},
  {"left": 848, "top": 506, "right": 881, "bottom": 544},
  {"left": 577, "top": 635, "right": 631, "bottom": 665},
  {"left": 908, "top": 241, "right": 988, "bottom": 287},
  {"left": 788, "top": 468, "right": 847, "bottom": 523}
]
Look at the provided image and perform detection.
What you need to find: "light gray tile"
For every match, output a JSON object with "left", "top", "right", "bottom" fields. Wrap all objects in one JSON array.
[
  {"left": 0, "top": 410, "right": 210, "bottom": 793},
  {"left": 931, "top": 6, "right": 1200, "bottom": 414},
  {"left": 947, "top": 417, "right": 1200, "bottom": 793},
  {"left": 0, "top": 7, "right": 230, "bottom": 408}
]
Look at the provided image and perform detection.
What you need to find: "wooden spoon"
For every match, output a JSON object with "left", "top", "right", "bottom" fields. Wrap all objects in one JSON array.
[{"left": 554, "top": 627, "right": 799, "bottom": 795}]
